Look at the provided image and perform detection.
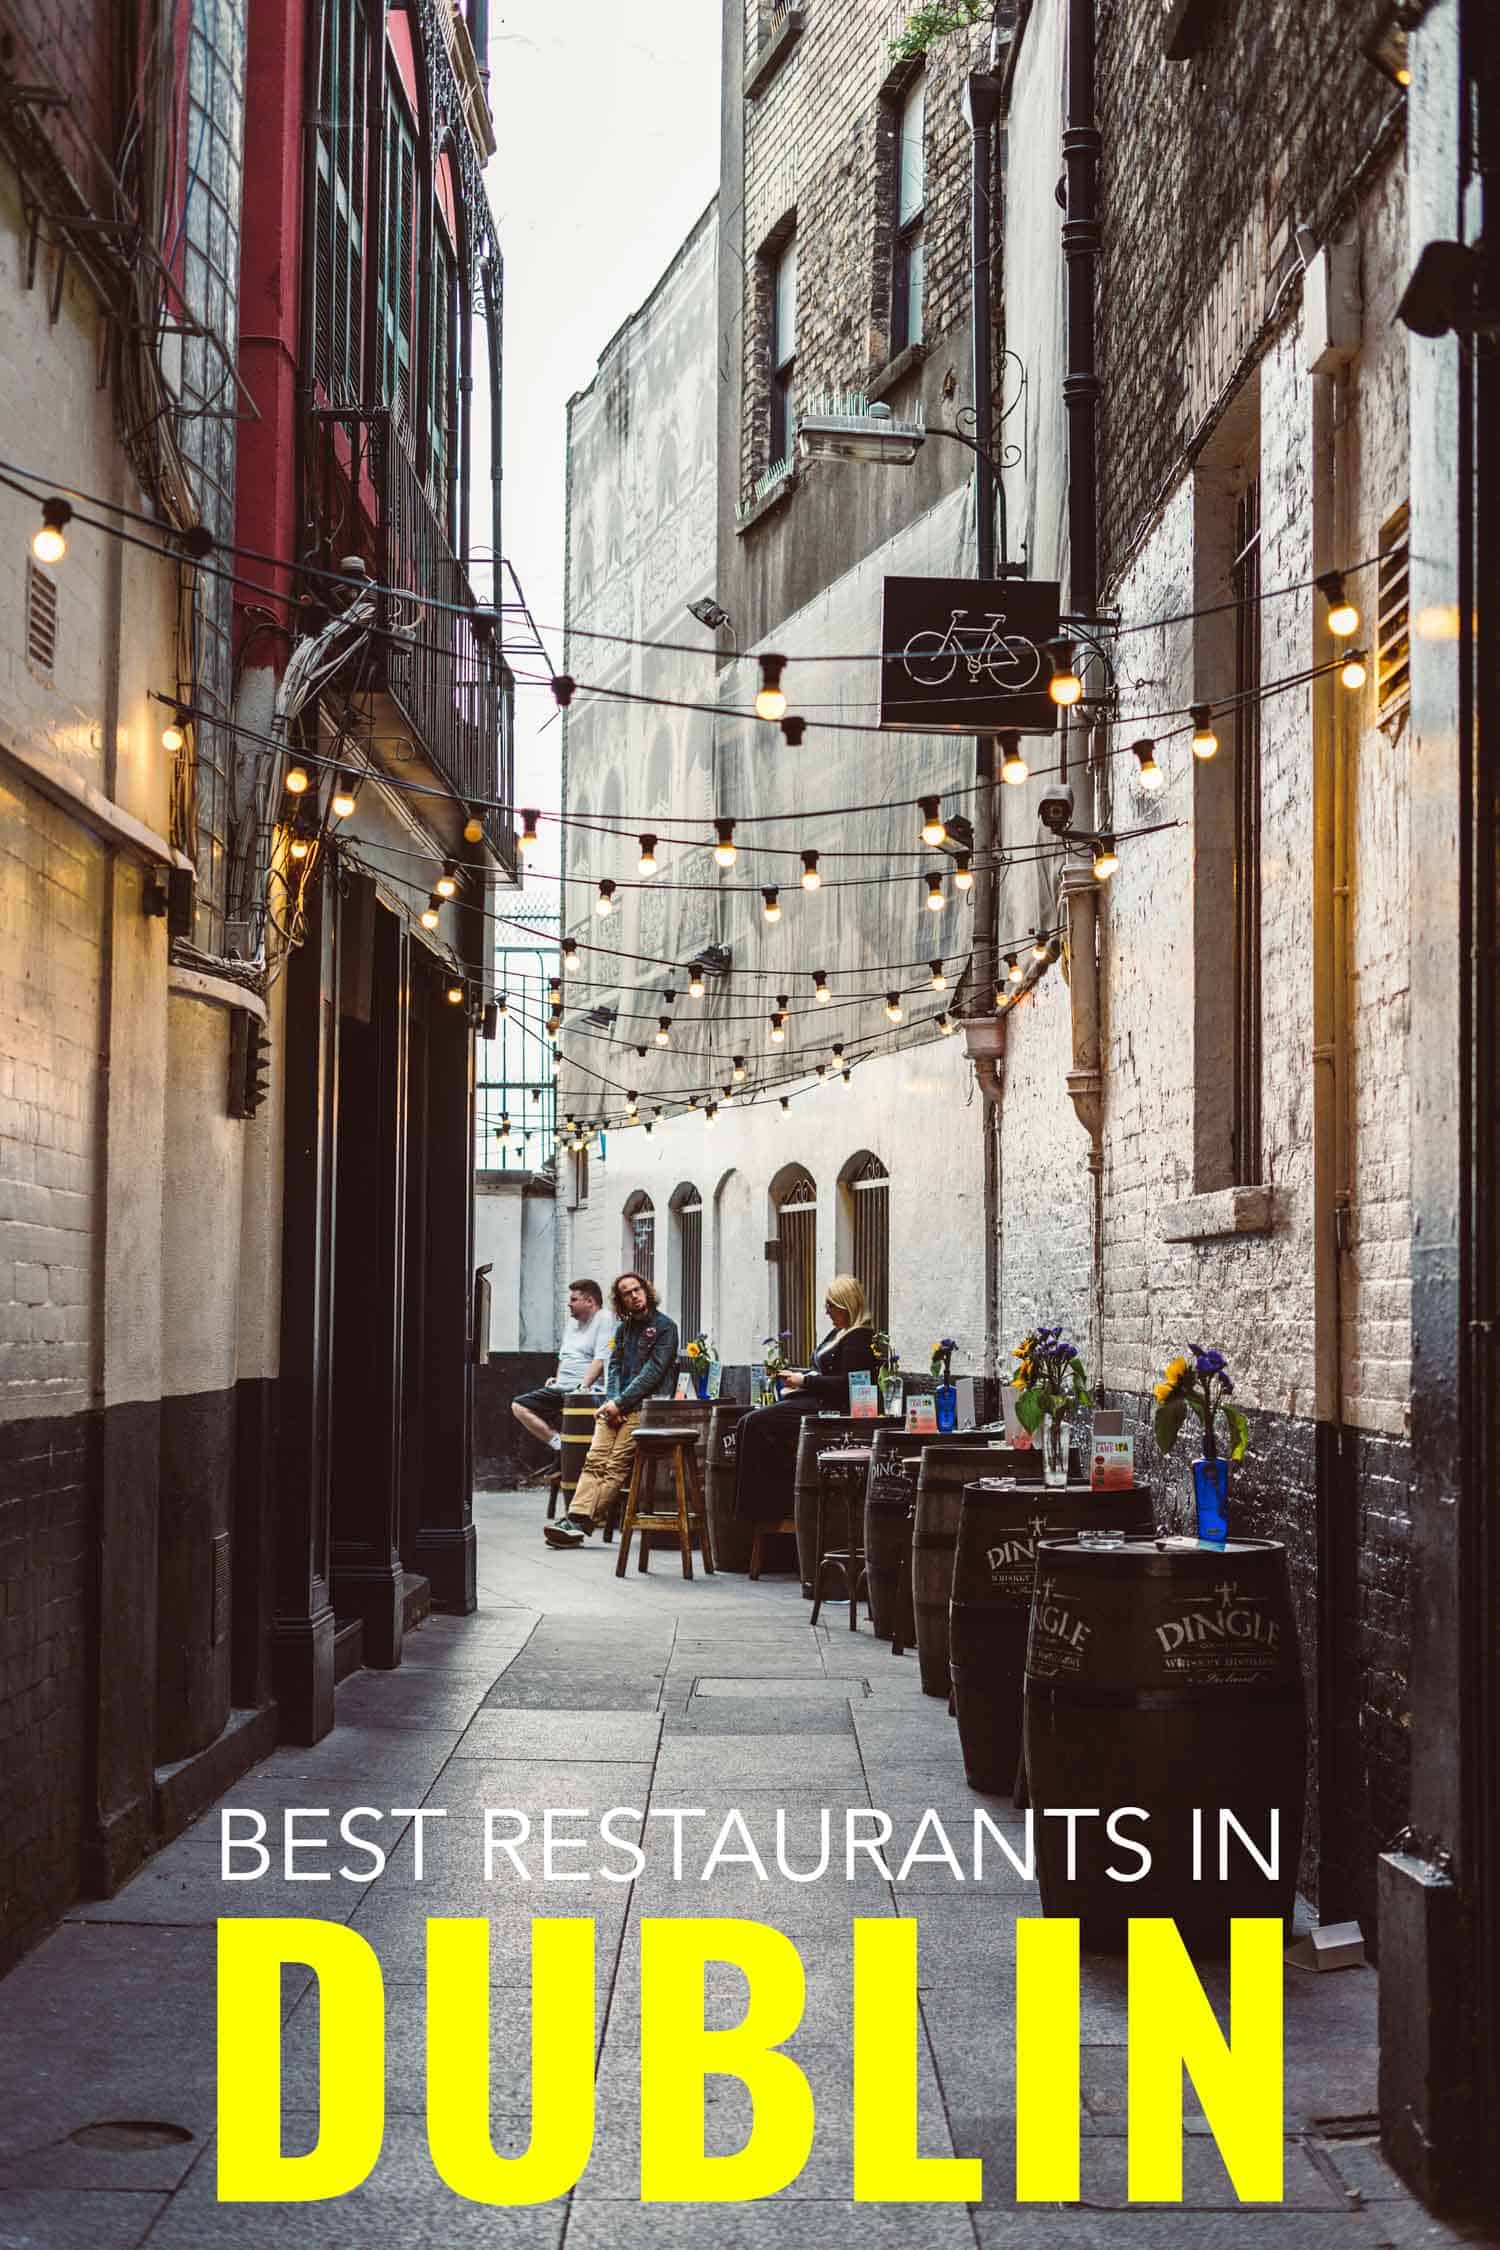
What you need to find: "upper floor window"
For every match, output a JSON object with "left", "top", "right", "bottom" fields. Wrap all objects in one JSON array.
[
  {"left": 429, "top": 220, "right": 458, "bottom": 524},
  {"left": 312, "top": 0, "right": 368, "bottom": 400},
  {"left": 893, "top": 74, "right": 925, "bottom": 354},
  {"left": 769, "top": 234, "right": 797, "bottom": 473},
  {"left": 376, "top": 76, "right": 417, "bottom": 424},
  {"left": 624, "top": 1191, "right": 656, "bottom": 1285}
]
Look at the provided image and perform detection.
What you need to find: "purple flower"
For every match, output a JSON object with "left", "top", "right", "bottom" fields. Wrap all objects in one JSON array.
[
  {"left": 1056, "top": 1342, "right": 1077, "bottom": 1360},
  {"left": 1195, "top": 1349, "right": 1227, "bottom": 1377}
]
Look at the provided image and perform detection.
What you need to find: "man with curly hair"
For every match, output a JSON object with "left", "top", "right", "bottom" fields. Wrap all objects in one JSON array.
[{"left": 543, "top": 1272, "right": 680, "bottom": 1548}]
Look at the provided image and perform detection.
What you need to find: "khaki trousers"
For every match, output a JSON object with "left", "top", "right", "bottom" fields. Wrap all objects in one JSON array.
[{"left": 570, "top": 1410, "right": 640, "bottom": 1524}]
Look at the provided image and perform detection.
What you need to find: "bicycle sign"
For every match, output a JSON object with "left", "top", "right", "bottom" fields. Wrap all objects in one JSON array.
[{"left": 879, "top": 575, "right": 1061, "bottom": 734}]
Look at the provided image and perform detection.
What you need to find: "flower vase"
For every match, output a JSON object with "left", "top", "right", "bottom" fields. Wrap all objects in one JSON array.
[
  {"left": 693, "top": 1369, "right": 711, "bottom": 1401},
  {"left": 1193, "top": 1456, "right": 1230, "bottom": 1547},
  {"left": 1041, "top": 1414, "right": 1069, "bottom": 1487},
  {"left": 878, "top": 1371, "right": 904, "bottom": 1420},
  {"left": 934, "top": 1382, "right": 958, "bottom": 1433}
]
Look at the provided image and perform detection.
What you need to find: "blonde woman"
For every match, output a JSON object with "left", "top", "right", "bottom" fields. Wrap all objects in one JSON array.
[{"left": 732, "top": 1274, "right": 881, "bottom": 1523}]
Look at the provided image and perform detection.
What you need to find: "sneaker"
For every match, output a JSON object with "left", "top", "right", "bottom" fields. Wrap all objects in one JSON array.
[
  {"left": 543, "top": 1521, "right": 585, "bottom": 1549},
  {"left": 566, "top": 1512, "right": 596, "bottom": 1537}
]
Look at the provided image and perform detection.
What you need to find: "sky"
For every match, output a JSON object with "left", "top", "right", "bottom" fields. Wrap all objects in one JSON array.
[{"left": 478, "top": 2, "right": 723, "bottom": 870}]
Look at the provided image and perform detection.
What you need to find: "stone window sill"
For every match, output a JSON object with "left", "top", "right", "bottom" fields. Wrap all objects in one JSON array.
[
  {"left": 1158, "top": 1186, "right": 1275, "bottom": 1242},
  {"left": 736, "top": 468, "right": 798, "bottom": 535},
  {"left": 867, "top": 341, "right": 929, "bottom": 402},
  {"left": 746, "top": 9, "right": 805, "bottom": 100}
]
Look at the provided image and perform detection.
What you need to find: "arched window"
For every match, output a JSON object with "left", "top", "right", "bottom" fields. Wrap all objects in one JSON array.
[
  {"left": 671, "top": 1182, "right": 703, "bottom": 1343},
  {"left": 623, "top": 1191, "right": 655, "bottom": 1285},
  {"left": 839, "top": 1153, "right": 889, "bottom": 1334},
  {"left": 773, "top": 1168, "right": 818, "bottom": 1365}
]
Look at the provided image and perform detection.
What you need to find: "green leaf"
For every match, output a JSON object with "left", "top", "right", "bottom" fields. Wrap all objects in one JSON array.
[
  {"left": 1069, "top": 1359, "right": 1090, "bottom": 1396},
  {"left": 1223, "top": 1403, "right": 1250, "bottom": 1462},
  {"left": 1185, "top": 1393, "right": 1208, "bottom": 1428},
  {"left": 1153, "top": 1400, "right": 1187, "bottom": 1455},
  {"left": 1015, "top": 1388, "right": 1044, "bottom": 1435}
]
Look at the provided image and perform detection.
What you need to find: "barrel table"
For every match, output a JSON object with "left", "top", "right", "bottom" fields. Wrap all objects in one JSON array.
[
  {"left": 793, "top": 1415, "right": 891, "bottom": 1598},
  {"left": 911, "top": 1443, "right": 1028, "bottom": 1696},
  {"left": 1023, "top": 1537, "right": 1307, "bottom": 1954},
  {"left": 706, "top": 1403, "right": 753, "bottom": 1572},
  {"left": 950, "top": 1480, "right": 1154, "bottom": 1795}
]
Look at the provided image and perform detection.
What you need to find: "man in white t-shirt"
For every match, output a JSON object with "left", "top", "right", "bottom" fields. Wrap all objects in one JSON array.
[{"left": 511, "top": 1279, "right": 615, "bottom": 1471}]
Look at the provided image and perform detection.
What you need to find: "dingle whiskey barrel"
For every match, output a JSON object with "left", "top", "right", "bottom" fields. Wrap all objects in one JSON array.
[
  {"left": 864, "top": 1430, "right": 1006, "bottom": 1641},
  {"left": 950, "top": 1481, "right": 1154, "bottom": 1795},
  {"left": 706, "top": 1402, "right": 753, "bottom": 1572},
  {"left": 911, "top": 1443, "right": 1025, "bottom": 1697},
  {"left": 1023, "top": 1537, "right": 1307, "bottom": 1955}
]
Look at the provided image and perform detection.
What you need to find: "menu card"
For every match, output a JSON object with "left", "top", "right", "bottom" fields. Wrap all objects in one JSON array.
[
  {"left": 1090, "top": 1410, "right": 1134, "bottom": 1490},
  {"left": 848, "top": 1371, "right": 879, "bottom": 1419},
  {"left": 905, "top": 1392, "right": 937, "bottom": 1432}
]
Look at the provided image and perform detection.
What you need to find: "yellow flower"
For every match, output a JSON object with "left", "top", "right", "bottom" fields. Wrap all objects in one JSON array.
[
  {"left": 687, "top": 1341, "right": 702, "bottom": 1360},
  {"left": 1163, "top": 1354, "right": 1188, "bottom": 1385},
  {"left": 1153, "top": 1381, "right": 1170, "bottom": 1403}
]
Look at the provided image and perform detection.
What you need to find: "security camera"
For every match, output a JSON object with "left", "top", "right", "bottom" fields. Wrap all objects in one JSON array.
[{"left": 1037, "top": 782, "right": 1075, "bottom": 834}]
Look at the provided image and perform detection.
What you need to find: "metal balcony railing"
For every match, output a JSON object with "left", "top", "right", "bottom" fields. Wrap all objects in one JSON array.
[{"left": 306, "top": 409, "right": 513, "bottom": 865}]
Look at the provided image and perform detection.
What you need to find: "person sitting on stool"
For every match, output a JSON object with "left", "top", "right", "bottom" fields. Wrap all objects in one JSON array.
[
  {"left": 731, "top": 1273, "right": 880, "bottom": 1524},
  {"left": 543, "top": 1272, "right": 679, "bottom": 1548},
  {"left": 510, "top": 1278, "right": 613, "bottom": 1479}
]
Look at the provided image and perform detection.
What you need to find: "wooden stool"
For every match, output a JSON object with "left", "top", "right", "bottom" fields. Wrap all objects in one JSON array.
[
  {"left": 809, "top": 1447, "right": 873, "bottom": 1630},
  {"left": 749, "top": 1518, "right": 797, "bottom": 1579},
  {"left": 615, "top": 1428, "right": 715, "bottom": 1580}
]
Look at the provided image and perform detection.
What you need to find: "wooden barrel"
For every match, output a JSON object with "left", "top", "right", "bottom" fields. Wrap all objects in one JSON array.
[
  {"left": 559, "top": 1391, "right": 598, "bottom": 1507},
  {"left": 639, "top": 1393, "right": 713, "bottom": 1472},
  {"left": 794, "top": 1416, "right": 883, "bottom": 1597},
  {"left": 864, "top": 1431, "right": 958, "bottom": 1641},
  {"left": 951, "top": 1481, "right": 1154, "bottom": 1794},
  {"left": 706, "top": 1403, "right": 753, "bottom": 1572},
  {"left": 1023, "top": 1537, "right": 1307, "bottom": 1954},
  {"left": 912, "top": 1444, "right": 1025, "bottom": 1696}
]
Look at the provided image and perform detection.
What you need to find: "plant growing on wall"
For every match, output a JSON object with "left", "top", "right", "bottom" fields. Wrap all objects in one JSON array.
[{"left": 889, "top": 0, "right": 990, "bottom": 63}]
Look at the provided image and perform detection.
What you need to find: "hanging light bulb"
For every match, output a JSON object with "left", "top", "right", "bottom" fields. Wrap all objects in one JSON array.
[
  {"left": 954, "top": 853, "right": 974, "bottom": 892},
  {"left": 595, "top": 879, "right": 617, "bottom": 916},
  {"left": 1131, "top": 738, "right": 1165, "bottom": 794},
  {"left": 1317, "top": 572, "right": 1361, "bottom": 638},
  {"left": 926, "top": 873, "right": 945, "bottom": 912},
  {"left": 813, "top": 970, "right": 831, "bottom": 1004},
  {"left": 938, "top": 1012, "right": 955, "bottom": 1035},
  {"left": 705, "top": 1102, "right": 718, "bottom": 1126},
  {"left": 831, "top": 1041, "right": 845, "bottom": 1062},
  {"left": 713, "top": 818, "right": 737, "bottom": 867},
  {"left": 160, "top": 708, "right": 188, "bottom": 754},
  {"left": 446, "top": 982, "right": 465, "bottom": 1005},
  {"left": 721, "top": 1084, "right": 734, "bottom": 1106},
  {"left": 561, "top": 937, "right": 578, "bottom": 963},
  {"left": 663, "top": 985, "right": 678, "bottom": 1007},
  {"left": 463, "top": 808, "right": 485, "bottom": 844},
  {"left": 1092, "top": 832, "right": 1119, "bottom": 880},
  {"left": 781, "top": 1095, "right": 792, "bottom": 1112},
  {"left": 994, "top": 985, "right": 1008, "bottom": 1011},
  {"left": 1047, "top": 641, "right": 1083, "bottom": 706},
  {"left": 762, "top": 887, "right": 782, "bottom": 922},
  {"left": 687, "top": 962, "right": 706, "bottom": 999},
  {"left": 638, "top": 833, "right": 658, "bottom": 874},
  {"left": 288, "top": 831, "right": 311, "bottom": 862},
  {"left": 1190, "top": 706, "right": 1219, "bottom": 759},
  {"left": 1007, "top": 952, "right": 1023, "bottom": 983},
  {"left": 519, "top": 810, "right": 539, "bottom": 852},
  {"left": 494, "top": 994, "right": 509, "bottom": 1020},
  {"left": 626, "top": 1090, "right": 639, "bottom": 1118},
  {"left": 816, "top": 1062, "right": 828, "bottom": 1079},
  {"left": 769, "top": 1010, "right": 786, "bottom": 1044},
  {"left": 732, "top": 1055, "right": 747, "bottom": 1084},
  {"left": 999, "top": 732, "right": 1028, "bottom": 785},
  {"left": 435, "top": 860, "right": 459, "bottom": 898},
  {"left": 756, "top": 652, "right": 788, "bottom": 721},
  {"left": 330, "top": 770, "right": 358, "bottom": 819},
  {"left": 284, "top": 762, "right": 311, "bottom": 796},
  {"left": 842, "top": 1066, "right": 852, "bottom": 1083},
  {"left": 800, "top": 850, "right": 821, "bottom": 891},
  {"left": 655, "top": 1017, "right": 672, "bottom": 1047},
  {"left": 919, "top": 796, "right": 946, "bottom": 847},
  {"left": 421, "top": 893, "right": 442, "bottom": 930},
  {"left": 550, "top": 674, "right": 576, "bottom": 708},
  {"left": 1340, "top": 649, "right": 1369, "bottom": 691},
  {"left": 31, "top": 497, "right": 72, "bottom": 565},
  {"left": 496, "top": 1116, "right": 511, "bottom": 1140},
  {"left": 1033, "top": 930, "right": 1050, "bottom": 961},
  {"left": 781, "top": 714, "right": 806, "bottom": 747},
  {"left": 885, "top": 991, "right": 904, "bottom": 1024},
  {"left": 929, "top": 960, "right": 947, "bottom": 991}
]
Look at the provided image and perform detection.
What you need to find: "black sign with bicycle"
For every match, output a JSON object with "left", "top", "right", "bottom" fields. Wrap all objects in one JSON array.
[{"left": 879, "top": 576, "right": 1062, "bottom": 734}]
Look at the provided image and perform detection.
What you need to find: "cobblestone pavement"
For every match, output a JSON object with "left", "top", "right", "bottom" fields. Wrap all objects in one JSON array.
[{"left": 0, "top": 1492, "right": 1492, "bottom": 2249}]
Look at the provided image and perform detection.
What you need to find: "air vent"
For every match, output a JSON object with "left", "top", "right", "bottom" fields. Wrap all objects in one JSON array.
[
  {"left": 1377, "top": 503, "right": 1410, "bottom": 715},
  {"left": 26, "top": 561, "right": 57, "bottom": 672}
]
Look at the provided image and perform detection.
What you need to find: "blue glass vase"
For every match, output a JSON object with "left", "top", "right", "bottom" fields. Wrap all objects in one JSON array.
[
  {"left": 1193, "top": 1456, "right": 1230, "bottom": 1547},
  {"left": 934, "top": 1382, "right": 958, "bottom": 1433}
]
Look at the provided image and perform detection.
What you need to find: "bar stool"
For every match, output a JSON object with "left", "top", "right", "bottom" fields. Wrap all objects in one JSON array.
[
  {"left": 615, "top": 1427, "right": 715, "bottom": 1580},
  {"left": 749, "top": 1517, "right": 797, "bottom": 1579},
  {"left": 809, "top": 1447, "right": 873, "bottom": 1630}
]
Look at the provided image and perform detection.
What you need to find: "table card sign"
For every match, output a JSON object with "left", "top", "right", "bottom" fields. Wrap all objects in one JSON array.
[
  {"left": 673, "top": 1373, "right": 693, "bottom": 1400},
  {"left": 905, "top": 1392, "right": 937, "bottom": 1432},
  {"left": 1090, "top": 1408, "right": 1133, "bottom": 1489},
  {"left": 1001, "top": 1388, "right": 1033, "bottom": 1448},
  {"left": 953, "top": 1375, "right": 977, "bottom": 1430},
  {"left": 704, "top": 1360, "right": 724, "bottom": 1400},
  {"left": 848, "top": 1371, "right": 879, "bottom": 1419}
]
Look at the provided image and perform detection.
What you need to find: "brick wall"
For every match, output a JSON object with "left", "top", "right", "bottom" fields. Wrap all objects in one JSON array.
[{"left": 0, "top": 0, "right": 118, "bottom": 225}]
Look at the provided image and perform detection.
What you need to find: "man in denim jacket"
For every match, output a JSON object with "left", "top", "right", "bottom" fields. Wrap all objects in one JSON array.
[{"left": 543, "top": 1272, "right": 680, "bottom": 1547}]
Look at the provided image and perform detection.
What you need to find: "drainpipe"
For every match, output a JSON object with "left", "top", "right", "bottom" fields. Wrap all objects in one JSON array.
[
  {"left": 1062, "top": 864, "right": 1104, "bottom": 1383},
  {"left": 1062, "top": 0, "right": 1100, "bottom": 618}
]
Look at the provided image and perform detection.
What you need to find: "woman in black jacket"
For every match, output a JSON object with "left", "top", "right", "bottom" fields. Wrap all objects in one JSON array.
[{"left": 732, "top": 1274, "right": 881, "bottom": 1522}]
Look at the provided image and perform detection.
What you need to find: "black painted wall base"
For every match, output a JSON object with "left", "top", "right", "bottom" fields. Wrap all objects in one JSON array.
[
  {"left": 271, "top": 1606, "right": 337, "bottom": 1745},
  {"left": 412, "top": 1523, "right": 477, "bottom": 1614}
]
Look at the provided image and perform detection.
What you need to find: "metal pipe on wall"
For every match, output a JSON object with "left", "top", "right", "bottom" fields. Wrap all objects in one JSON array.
[{"left": 1062, "top": 0, "right": 1100, "bottom": 618}]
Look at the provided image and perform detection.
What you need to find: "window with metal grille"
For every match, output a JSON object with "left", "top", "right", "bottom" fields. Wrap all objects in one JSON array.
[
  {"left": 892, "top": 74, "right": 925, "bottom": 355},
  {"left": 377, "top": 77, "right": 416, "bottom": 422},
  {"left": 768, "top": 233, "right": 797, "bottom": 474},
  {"left": 1377, "top": 503, "right": 1411, "bottom": 715},
  {"left": 428, "top": 225, "right": 457, "bottom": 524},
  {"left": 25, "top": 561, "right": 56, "bottom": 673},
  {"left": 625, "top": 1192, "right": 656, "bottom": 1285},
  {"left": 312, "top": 0, "right": 367, "bottom": 401},
  {"left": 842, "top": 1154, "right": 889, "bottom": 1332},
  {"left": 775, "top": 1169, "right": 818, "bottom": 1364},
  {"left": 673, "top": 1186, "right": 703, "bottom": 1342},
  {"left": 1231, "top": 476, "right": 1263, "bottom": 1188}
]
